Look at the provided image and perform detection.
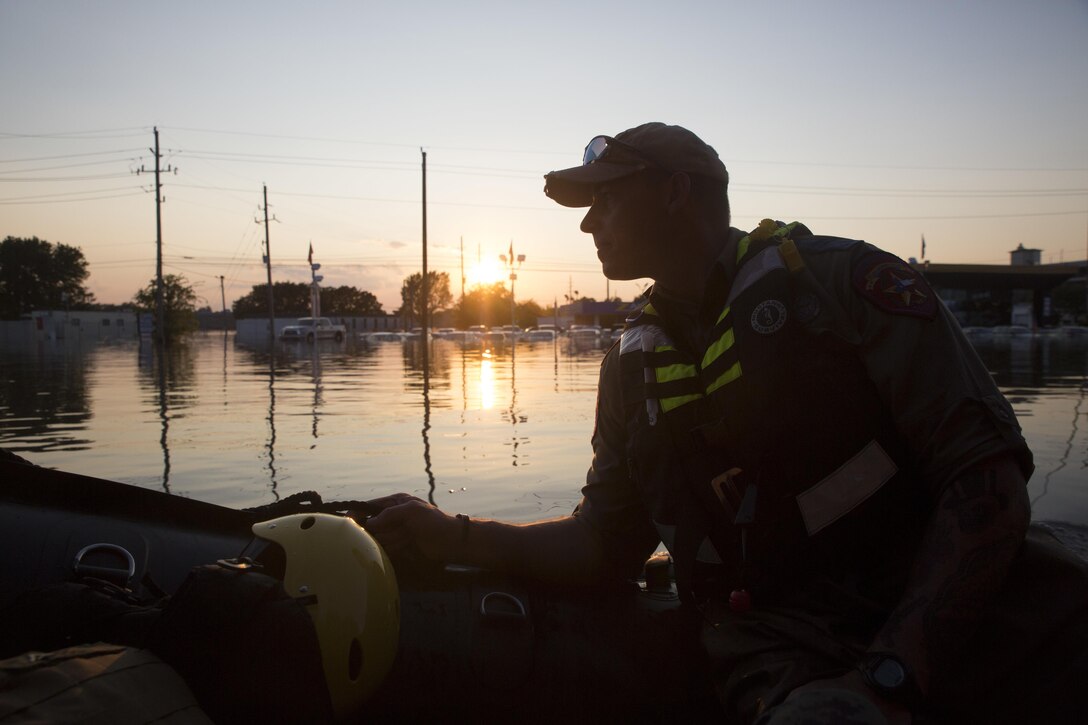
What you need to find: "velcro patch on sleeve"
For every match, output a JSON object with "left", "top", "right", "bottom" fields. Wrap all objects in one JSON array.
[{"left": 852, "top": 251, "right": 937, "bottom": 320}]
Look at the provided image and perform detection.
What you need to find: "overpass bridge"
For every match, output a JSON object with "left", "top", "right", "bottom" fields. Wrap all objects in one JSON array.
[{"left": 910, "top": 261, "right": 1084, "bottom": 326}]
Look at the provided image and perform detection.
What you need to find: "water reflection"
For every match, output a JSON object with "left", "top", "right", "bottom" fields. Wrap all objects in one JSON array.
[
  {"left": 5, "top": 332, "right": 1083, "bottom": 526},
  {"left": 421, "top": 365, "right": 437, "bottom": 505},
  {"left": 136, "top": 338, "right": 199, "bottom": 493},
  {"left": 507, "top": 345, "right": 525, "bottom": 467},
  {"left": 156, "top": 345, "right": 171, "bottom": 493},
  {"left": 310, "top": 345, "right": 322, "bottom": 444},
  {"left": 972, "top": 335, "right": 1088, "bottom": 517},
  {"left": 973, "top": 335, "right": 1088, "bottom": 389},
  {"left": 1032, "top": 385, "right": 1086, "bottom": 511},
  {"left": 480, "top": 351, "right": 495, "bottom": 410},
  {"left": 265, "top": 352, "right": 279, "bottom": 498},
  {"left": 0, "top": 338, "right": 93, "bottom": 452}
]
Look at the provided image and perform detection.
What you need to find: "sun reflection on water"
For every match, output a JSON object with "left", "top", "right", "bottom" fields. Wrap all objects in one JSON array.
[{"left": 479, "top": 349, "right": 495, "bottom": 410}]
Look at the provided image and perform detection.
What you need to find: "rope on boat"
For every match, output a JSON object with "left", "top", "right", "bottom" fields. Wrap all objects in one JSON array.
[{"left": 242, "top": 491, "right": 381, "bottom": 520}]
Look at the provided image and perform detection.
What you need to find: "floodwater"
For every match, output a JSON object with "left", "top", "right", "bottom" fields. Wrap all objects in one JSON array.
[{"left": 1, "top": 331, "right": 1086, "bottom": 529}]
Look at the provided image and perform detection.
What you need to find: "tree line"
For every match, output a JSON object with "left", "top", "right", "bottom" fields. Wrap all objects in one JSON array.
[
  {"left": 0, "top": 236, "right": 559, "bottom": 336},
  {"left": 398, "top": 271, "right": 555, "bottom": 329},
  {"left": 0, "top": 236, "right": 95, "bottom": 319}
]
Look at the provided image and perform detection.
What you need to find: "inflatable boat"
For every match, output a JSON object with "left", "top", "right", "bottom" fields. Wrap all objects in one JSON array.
[{"left": 0, "top": 453, "right": 718, "bottom": 723}]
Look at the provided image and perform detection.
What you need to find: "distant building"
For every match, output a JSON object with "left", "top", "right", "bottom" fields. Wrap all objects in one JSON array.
[
  {"left": 915, "top": 252, "right": 1082, "bottom": 328},
  {"left": 1009, "top": 244, "right": 1042, "bottom": 266},
  {"left": 23, "top": 309, "right": 138, "bottom": 343},
  {"left": 549, "top": 298, "right": 642, "bottom": 331}
]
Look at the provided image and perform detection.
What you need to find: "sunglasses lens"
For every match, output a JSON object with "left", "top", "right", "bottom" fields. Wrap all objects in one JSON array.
[{"left": 582, "top": 136, "right": 609, "bottom": 166}]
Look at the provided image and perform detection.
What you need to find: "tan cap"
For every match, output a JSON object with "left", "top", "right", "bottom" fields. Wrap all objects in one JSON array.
[{"left": 543, "top": 122, "right": 728, "bottom": 208}]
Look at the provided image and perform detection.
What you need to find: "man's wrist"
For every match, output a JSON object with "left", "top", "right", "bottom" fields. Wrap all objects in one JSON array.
[{"left": 858, "top": 651, "right": 926, "bottom": 712}]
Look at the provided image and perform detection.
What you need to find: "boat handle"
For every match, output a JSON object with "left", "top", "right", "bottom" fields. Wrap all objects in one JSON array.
[
  {"left": 73, "top": 543, "right": 137, "bottom": 587},
  {"left": 480, "top": 591, "right": 527, "bottom": 620}
]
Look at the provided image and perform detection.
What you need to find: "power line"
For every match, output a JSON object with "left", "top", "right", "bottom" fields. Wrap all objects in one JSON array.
[
  {"left": 171, "top": 149, "right": 1088, "bottom": 185},
  {"left": 6, "top": 125, "right": 1086, "bottom": 173},
  {"left": 0, "top": 173, "right": 135, "bottom": 182},
  {"left": 0, "top": 189, "right": 145, "bottom": 205},
  {"left": 0, "top": 157, "right": 143, "bottom": 175},
  {"left": 727, "top": 157, "right": 1088, "bottom": 173},
  {"left": 175, "top": 150, "right": 539, "bottom": 179},
  {"left": 0, "top": 127, "right": 149, "bottom": 140},
  {"left": 734, "top": 183, "right": 1088, "bottom": 198},
  {"left": 0, "top": 148, "right": 145, "bottom": 164},
  {"left": 161, "top": 126, "right": 1088, "bottom": 171},
  {"left": 756, "top": 209, "right": 1088, "bottom": 221},
  {"left": 162, "top": 125, "right": 421, "bottom": 150}
]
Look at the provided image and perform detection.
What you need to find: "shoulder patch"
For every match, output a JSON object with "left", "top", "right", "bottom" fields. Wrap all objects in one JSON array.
[{"left": 852, "top": 252, "right": 937, "bottom": 320}]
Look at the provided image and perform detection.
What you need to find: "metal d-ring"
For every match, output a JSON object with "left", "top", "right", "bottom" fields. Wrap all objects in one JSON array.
[
  {"left": 73, "top": 543, "right": 137, "bottom": 587},
  {"left": 479, "top": 591, "right": 527, "bottom": 620}
]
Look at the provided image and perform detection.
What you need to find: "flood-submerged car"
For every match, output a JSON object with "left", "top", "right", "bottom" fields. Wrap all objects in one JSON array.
[{"left": 279, "top": 317, "right": 347, "bottom": 343}]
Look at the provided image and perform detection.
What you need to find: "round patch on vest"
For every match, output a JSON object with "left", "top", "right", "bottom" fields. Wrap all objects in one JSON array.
[
  {"left": 751, "top": 299, "right": 788, "bottom": 334},
  {"left": 852, "top": 252, "right": 937, "bottom": 320}
]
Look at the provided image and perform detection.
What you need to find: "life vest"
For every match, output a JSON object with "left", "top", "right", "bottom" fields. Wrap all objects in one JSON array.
[{"left": 618, "top": 221, "right": 929, "bottom": 605}]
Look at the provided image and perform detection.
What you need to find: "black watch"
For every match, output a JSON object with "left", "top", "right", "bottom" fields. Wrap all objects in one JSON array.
[{"left": 858, "top": 652, "right": 924, "bottom": 710}]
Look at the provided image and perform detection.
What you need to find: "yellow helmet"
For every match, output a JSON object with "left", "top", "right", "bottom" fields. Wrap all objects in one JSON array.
[{"left": 253, "top": 513, "right": 399, "bottom": 720}]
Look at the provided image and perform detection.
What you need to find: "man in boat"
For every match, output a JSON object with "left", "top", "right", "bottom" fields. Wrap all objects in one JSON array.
[{"left": 365, "top": 123, "right": 1087, "bottom": 724}]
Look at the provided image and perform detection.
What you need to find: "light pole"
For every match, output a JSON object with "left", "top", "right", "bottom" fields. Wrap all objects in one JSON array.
[
  {"left": 310, "top": 262, "right": 324, "bottom": 318},
  {"left": 499, "top": 242, "right": 525, "bottom": 330}
]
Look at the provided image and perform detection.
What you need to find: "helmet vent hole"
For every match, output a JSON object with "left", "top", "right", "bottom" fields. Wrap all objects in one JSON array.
[
  {"left": 348, "top": 637, "right": 363, "bottom": 681},
  {"left": 300, "top": 516, "right": 316, "bottom": 530}
]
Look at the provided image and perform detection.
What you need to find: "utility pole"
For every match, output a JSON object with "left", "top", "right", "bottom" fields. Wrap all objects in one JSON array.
[
  {"left": 259, "top": 185, "right": 276, "bottom": 344},
  {"left": 152, "top": 128, "right": 166, "bottom": 344},
  {"left": 421, "top": 149, "right": 429, "bottom": 375},
  {"left": 136, "top": 127, "right": 174, "bottom": 343},
  {"left": 309, "top": 243, "right": 324, "bottom": 318},
  {"left": 500, "top": 240, "right": 525, "bottom": 329},
  {"left": 218, "top": 275, "right": 226, "bottom": 313},
  {"left": 460, "top": 236, "right": 465, "bottom": 301}
]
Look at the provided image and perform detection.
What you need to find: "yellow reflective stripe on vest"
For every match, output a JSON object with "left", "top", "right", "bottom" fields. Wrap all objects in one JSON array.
[
  {"left": 705, "top": 360, "right": 743, "bottom": 395},
  {"left": 655, "top": 361, "right": 698, "bottom": 383},
  {"left": 622, "top": 300, "right": 748, "bottom": 414},
  {"left": 653, "top": 345, "right": 703, "bottom": 412},
  {"left": 701, "top": 326, "right": 735, "bottom": 369},
  {"left": 654, "top": 346, "right": 699, "bottom": 384},
  {"left": 659, "top": 392, "right": 703, "bottom": 413}
]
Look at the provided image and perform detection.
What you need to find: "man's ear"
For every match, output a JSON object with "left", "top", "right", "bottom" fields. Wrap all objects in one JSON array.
[{"left": 665, "top": 172, "right": 692, "bottom": 215}]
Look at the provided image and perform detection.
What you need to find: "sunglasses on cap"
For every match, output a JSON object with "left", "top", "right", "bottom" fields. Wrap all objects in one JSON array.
[{"left": 582, "top": 135, "right": 671, "bottom": 171}]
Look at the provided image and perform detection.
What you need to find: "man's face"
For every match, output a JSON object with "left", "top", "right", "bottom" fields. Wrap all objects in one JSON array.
[{"left": 579, "top": 172, "right": 671, "bottom": 281}]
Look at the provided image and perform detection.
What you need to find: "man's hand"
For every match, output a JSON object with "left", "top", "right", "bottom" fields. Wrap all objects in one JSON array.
[{"left": 356, "top": 493, "right": 459, "bottom": 562}]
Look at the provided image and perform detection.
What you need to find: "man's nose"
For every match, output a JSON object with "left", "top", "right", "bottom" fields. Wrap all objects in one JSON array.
[{"left": 580, "top": 206, "right": 598, "bottom": 233}]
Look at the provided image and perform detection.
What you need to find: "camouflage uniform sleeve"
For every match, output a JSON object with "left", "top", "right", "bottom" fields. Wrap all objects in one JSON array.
[
  {"left": 802, "top": 241, "right": 1033, "bottom": 499},
  {"left": 573, "top": 343, "right": 661, "bottom": 576}
]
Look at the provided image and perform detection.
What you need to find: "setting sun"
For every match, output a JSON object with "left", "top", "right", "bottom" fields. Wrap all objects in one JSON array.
[{"left": 467, "top": 259, "right": 506, "bottom": 288}]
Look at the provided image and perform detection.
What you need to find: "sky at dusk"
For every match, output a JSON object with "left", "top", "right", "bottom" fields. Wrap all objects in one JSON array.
[{"left": 2, "top": 0, "right": 1086, "bottom": 314}]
